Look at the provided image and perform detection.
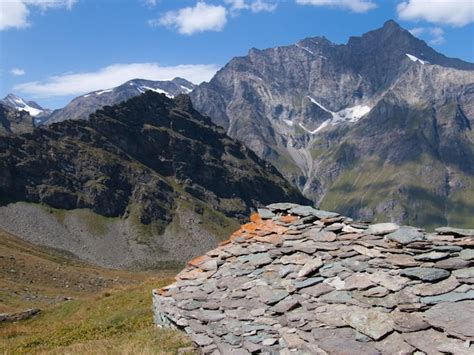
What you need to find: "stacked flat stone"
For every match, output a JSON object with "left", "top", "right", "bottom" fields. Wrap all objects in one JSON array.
[{"left": 153, "top": 203, "right": 474, "bottom": 354}]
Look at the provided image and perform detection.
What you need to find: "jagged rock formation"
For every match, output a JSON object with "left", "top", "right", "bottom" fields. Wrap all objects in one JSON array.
[
  {"left": 0, "top": 102, "right": 35, "bottom": 135},
  {"left": 0, "top": 92, "right": 306, "bottom": 268},
  {"left": 45, "top": 77, "right": 196, "bottom": 124},
  {"left": 153, "top": 203, "right": 474, "bottom": 354},
  {"left": 191, "top": 20, "right": 474, "bottom": 229}
]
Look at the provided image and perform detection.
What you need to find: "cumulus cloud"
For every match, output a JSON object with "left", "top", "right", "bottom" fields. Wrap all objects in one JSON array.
[
  {"left": 295, "top": 0, "right": 377, "bottom": 13},
  {"left": 0, "top": 0, "right": 76, "bottom": 30},
  {"left": 225, "top": 0, "right": 278, "bottom": 14},
  {"left": 410, "top": 26, "right": 445, "bottom": 45},
  {"left": 13, "top": 62, "right": 220, "bottom": 98},
  {"left": 398, "top": 0, "right": 474, "bottom": 27},
  {"left": 152, "top": 2, "right": 227, "bottom": 35},
  {"left": 10, "top": 68, "right": 26, "bottom": 76}
]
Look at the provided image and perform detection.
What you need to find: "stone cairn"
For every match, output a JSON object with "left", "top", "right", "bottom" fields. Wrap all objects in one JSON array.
[{"left": 153, "top": 203, "right": 474, "bottom": 354}]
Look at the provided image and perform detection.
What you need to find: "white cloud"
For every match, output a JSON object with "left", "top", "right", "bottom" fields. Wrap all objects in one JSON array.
[
  {"left": 409, "top": 26, "right": 446, "bottom": 45},
  {"left": 225, "top": 0, "right": 278, "bottom": 13},
  {"left": 10, "top": 68, "right": 26, "bottom": 76},
  {"left": 398, "top": 0, "right": 474, "bottom": 27},
  {"left": 295, "top": 0, "right": 377, "bottom": 13},
  {"left": 0, "top": 0, "right": 76, "bottom": 30},
  {"left": 13, "top": 62, "right": 220, "bottom": 98},
  {"left": 154, "top": 2, "right": 227, "bottom": 35}
]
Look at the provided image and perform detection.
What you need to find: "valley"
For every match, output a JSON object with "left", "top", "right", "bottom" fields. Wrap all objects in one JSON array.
[{"left": 0, "top": 228, "right": 193, "bottom": 354}]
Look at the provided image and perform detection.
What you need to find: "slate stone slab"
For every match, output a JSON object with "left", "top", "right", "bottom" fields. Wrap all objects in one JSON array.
[
  {"left": 366, "top": 223, "right": 400, "bottom": 236},
  {"left": 342, "top": 307, "right": 394, "bottom": 340},
  {"left": 258, "top": 208, "right": 275, "bottom": 219},
  {"left": 423, "top": 301, "right": 474, "bottom": 338},
  {"left": 420, "top": 290, "right": 474, "bottom": 304},
  {"left": 152, "top": 204, "right": 474, "bottom": 353},
  {"left": 401, "top": 267, "right": 450, "bottom": 282},
  {"left": 435, "top": 227, "right": 474, "bottom": 237},
  {"left": 386, "top": 226, "right": 425, "bottom": 244}
]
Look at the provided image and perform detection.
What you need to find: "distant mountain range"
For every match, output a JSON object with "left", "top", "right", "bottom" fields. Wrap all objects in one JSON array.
[
  {"left": 44, "top": 77, "right": 195, "bottom": 124},
  {"left": 3, "top": 20, "right": 473, "bottom": 229}
]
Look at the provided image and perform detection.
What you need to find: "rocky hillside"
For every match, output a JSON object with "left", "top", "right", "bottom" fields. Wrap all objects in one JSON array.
[
  {"left": 0, "top": 92, "right": 307, "bottom": 268},
  {"left": 154, "top": 203, "right": 474, "bottom": 354},
  {"left": 45, "top": 77, "right": 195, "bottom": 124},
  {"left": 190, "top": 20, "right": 474, "bottom": 229}
]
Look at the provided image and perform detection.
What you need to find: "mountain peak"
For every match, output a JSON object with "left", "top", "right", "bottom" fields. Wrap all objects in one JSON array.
[
  {"left": 1, "top": 94, "right": 50, "bottom": 118},
  {"left": 382, "top": 19, "right": 402, "bottom": 30}
]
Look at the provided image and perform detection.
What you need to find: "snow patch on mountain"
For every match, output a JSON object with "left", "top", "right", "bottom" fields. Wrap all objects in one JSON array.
[
  {"left": 295, "top": 43, "right": 314, "bottom": 55},
  {"left": 1, "top": 94, "right": 48, "bottom": 117},
  {"left": 96, "top": 89, "right": 114, "bottom": 96},
  {"left": 140, "top": 86, "right": 172, "bottom": 97},
  {"left": 304, "top": 96, "right": 371, "bottom": 134},
  {"left": 406, "top": 53, "right": 427, "bottom": 65}
]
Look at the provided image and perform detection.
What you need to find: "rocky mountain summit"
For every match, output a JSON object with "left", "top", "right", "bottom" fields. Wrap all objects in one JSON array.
[
  {"left": 0, "top": 92, "right": 306, "bottom": 268},
  {"left": 153, "top": 203, "right": 474, "bottom": 354},
  {"left": 191, "top": 20, "right": 474, "bottom": 228},
  {"left": 1, "top": 94, "right": 51, "bottom": 120},
  {"left": 45, "top": 77, "right": 195, "bottom": 124}
]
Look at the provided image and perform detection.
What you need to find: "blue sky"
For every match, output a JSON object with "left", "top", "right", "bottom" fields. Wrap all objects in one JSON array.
[{"left": 1, "top": 0, "right": 473, "bottom": 109}]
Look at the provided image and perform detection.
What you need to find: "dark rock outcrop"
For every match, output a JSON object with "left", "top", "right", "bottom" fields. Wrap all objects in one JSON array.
[
  {"left": 0, "top": 92, "right": 308, "bottom": 268},
  {"left": 0, "top": 103, "right": 35, "bottom": 135}
]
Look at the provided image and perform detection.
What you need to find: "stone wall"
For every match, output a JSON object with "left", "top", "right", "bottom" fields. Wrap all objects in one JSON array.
[{"left": 153, "top": 203, "right": 474, "bottom": 354}]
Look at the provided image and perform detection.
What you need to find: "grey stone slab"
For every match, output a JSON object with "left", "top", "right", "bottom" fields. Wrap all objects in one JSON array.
[
  {"left": 401, "top": 267, "right": 450, "bottom": 282},
  {"left": 403, "top": 329, "right": 471, "bottom": 354},
  {"left": 258, "top": 208, "right": 275, "bottom": 219},
  {"left": 414, "top": 251, "right": 450, "bottom": 261},
  {"left": 297, "top": 257, "right": 323, "bottom": 278},
  {"left": 311, "top": 327, "right": 379, "bottom": 355},
  {"left": 460, "top": 249, "right": 474, "bottom": 261},
  {"left": 436, "top": 227, "right": 474, "bottom": 237},
  {"left": 391, "top": 311, "right": 430, "bottom": 332},
  {"left": 385, "top": 226, "right": 425, "bottom": 244},
  {"left": 453, "top": 267, "right": 474, "bottom": 280},
  {"left": 342, "top": 306, "right": 394, "bottom": 340},
  {"left": 434, "top": 257, "right": 470, "bottom": 270},
  {"left": 319, "top": 290, "right": 353, "bottom": 304},
  {"left": 293, "top": 277, "right": 324, "bottom": 289},
  {"left": 410, "top": 275, "right": 460, "bottom": 296},
  {"left": 421, "top": 289, "right": 474, "bottom": 304},
  {"left": 267, "top": 203, "right": 300, "bottom": 212},
  {"left": 367, "top": 223, "right": 400, "bottom": 236}
]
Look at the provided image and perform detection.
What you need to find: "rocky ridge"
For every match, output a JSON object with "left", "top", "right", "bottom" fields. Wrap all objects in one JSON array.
[
  {"left": 153, "top": 203, "right": 474, "bottom": 354},
  {"left": 191, "top": 20, "right": 474, "bottom": 228},
  {"left": 0, "top": 92, "right": 306, "bottom": 268},
  {"left": 45, "top": 77, "right": 196, "bottom": 124}
]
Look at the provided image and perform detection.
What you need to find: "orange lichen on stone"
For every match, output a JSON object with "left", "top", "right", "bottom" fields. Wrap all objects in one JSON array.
[
  {"left": 250, "top": 212, "right": 262, "bottom": 223},
  {"left": 279, "top": 215, "right": 298, "bottom": 223}
]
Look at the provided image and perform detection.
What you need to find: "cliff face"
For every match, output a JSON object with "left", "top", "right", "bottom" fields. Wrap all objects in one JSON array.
[
  {"left": 0, "top": 92, "right": 307, "bottom": 268},
  {"left": 191, "top": 21, "right": 474, "bottom": 228},
  {"left": 153, "top": 203, "right": 474, "bottom": 353}
]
